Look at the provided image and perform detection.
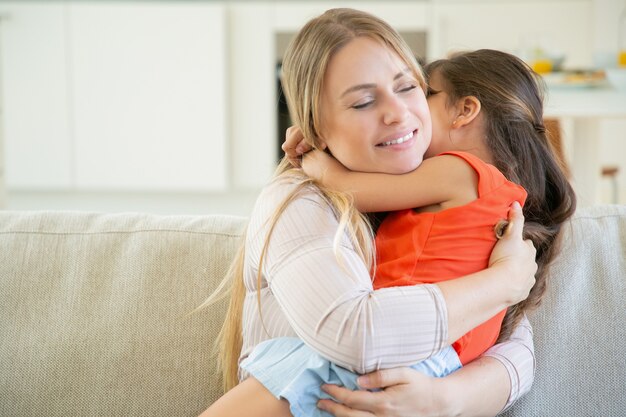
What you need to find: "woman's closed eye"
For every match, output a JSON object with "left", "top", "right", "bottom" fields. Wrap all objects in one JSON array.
[
  {"left": 351, "top": 85, "right": 416, "bottom": 110},
  {"left": 349, "top": 80, "right": 419, "bottom": 110},
  {"left": 351, "top": 98, "right": 375, "bottom": 110},
  {"left": 397, "top": 83, "right": 418, "bottom": 93}
]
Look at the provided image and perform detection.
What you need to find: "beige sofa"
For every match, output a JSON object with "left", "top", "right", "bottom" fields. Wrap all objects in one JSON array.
[{"left": 1, "top": 205, "right": 624, "bottom": 416}]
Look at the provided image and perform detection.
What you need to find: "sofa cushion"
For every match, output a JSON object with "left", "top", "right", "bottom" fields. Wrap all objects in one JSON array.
[
  {"left": 0, "top": 211, "right": 246, "bottom": 417},
  {"left": 503, "top": 204, "right": 626, "bottom": 416}
]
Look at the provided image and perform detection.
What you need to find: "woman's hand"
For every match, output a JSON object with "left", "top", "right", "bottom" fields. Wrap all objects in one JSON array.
[
  {"left": 281, "top": 126, "right": 312, "bottom": 167},
  {"left": 317, "top": 367, "right": 453, "bottom": 417},
  {"left": 488, "top": 201, "right": 537, "bottom": 305},
  {"left": 317, "top": 355, "right": 516, "bottom": 417}
]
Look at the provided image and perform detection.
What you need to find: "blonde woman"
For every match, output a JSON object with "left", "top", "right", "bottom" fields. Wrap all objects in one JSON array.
[{"left": 202, "top": 8, "right": 537, "bottom": 417}]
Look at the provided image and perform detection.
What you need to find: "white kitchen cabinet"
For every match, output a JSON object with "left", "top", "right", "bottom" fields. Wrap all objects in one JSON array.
[
  {"left": 0, "top": 3, "right": 72, "bottom": 189},
  {"left": 431, "top": 0, "right": 594, "bottom": 68},
  {"left": 228, "top": 3, "right": 277, "bottom": 189},
  {"left": 1, "top": 2, "right": 228, "bottom": 192},
  {"left": 69, "top": 2, "right": 227, "bottom": 191}
]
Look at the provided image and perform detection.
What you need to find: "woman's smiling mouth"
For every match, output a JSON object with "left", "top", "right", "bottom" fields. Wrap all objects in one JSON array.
[{"left": 377, "top": 130, "right": 416, "bottom": 147}]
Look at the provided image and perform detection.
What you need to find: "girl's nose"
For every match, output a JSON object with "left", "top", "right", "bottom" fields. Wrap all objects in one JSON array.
[{"left": 382, "top": 95, "right": 408, "bottom": 125}]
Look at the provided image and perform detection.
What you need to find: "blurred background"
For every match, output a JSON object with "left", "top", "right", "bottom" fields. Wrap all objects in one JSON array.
[{"left": 1, "top": 0, "right": 625, "bottom": 216}]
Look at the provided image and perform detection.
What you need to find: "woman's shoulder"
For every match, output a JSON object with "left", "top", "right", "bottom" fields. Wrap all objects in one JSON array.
[
  {"left": 251, "top": 173, "right": 331, "bottom": 222},
  {"left": 261, "top": 173, "right": 321, "bottom": 203}
]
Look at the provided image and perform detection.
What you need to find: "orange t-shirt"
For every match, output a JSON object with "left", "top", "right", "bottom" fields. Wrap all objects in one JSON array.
[{"left": 373, "top": 151, "right": 527, "bottom": 365}]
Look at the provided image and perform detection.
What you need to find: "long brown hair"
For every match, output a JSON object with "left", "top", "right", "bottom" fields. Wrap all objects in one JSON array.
[
  {"left": 212, "top": 8, "right": 426, "bottom": 391},
  {"left": 425, "top": 49, "right": 577, "bottom": 341}
]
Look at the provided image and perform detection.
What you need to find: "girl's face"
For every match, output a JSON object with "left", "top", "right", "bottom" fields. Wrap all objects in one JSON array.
[
  {"left": 318, "top": 37, "right": 431, "bottom": 174},
  {"left": 425, "top": 70, "right": 458, "bottom": 158}
]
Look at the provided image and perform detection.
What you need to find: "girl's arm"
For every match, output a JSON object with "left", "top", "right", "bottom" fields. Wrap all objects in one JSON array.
[
  {"left": 317, "top": 314, "right": 535, "bottom": 417},
  {"left": 302, "top": 150, "right": 478, "bottom": 213}
]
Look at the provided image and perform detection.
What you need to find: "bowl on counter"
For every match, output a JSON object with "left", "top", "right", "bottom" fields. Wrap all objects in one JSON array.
[{"left": 541, "top": 70, "right": 608, "bottom": 89}]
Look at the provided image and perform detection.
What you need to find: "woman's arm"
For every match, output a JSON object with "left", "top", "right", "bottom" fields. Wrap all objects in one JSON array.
[
  {"left": 482, "top": 314, "right": 535, "bottom": 411},
  {"left": 249, "top": 182, "right": 450, "bottom": 373},
  {"left": 252, "top": 182, "right": 535, "bottom": 373},
  {"left": 316, "top": 315, "right": 535, "bottom": 417},
  {"left": 302, "top": 149, "right": 477, "bottom": 213}
]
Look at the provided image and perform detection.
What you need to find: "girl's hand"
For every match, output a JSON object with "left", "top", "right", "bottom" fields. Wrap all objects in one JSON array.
[
  {"left": 489, "top": 201, "right": 537, "bottom": 305},
  {"left": 317, "top": 367, "right": 453, "bottom": 417},
  {"left": 281, "top": 126, "right": 311, "bottom": 167},
  {"left": 302, "top": 150, "right": 346, "bottom": 185}
]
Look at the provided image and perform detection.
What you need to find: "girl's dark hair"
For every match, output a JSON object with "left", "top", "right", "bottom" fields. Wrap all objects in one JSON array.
[{"left": 425, "top": 49, "right": 577, "bottom": 341}]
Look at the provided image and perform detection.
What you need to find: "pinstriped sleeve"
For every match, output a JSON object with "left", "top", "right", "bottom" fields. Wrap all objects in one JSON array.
[
  {"left": 483, "top": 315, "right": 535, "bottom": 411},
  {"left": 248, "top": 182, "right": 449, "bottom": 374}
]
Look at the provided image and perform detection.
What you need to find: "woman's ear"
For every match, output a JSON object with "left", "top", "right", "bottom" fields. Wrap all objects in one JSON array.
[
  {"left": 315, "top": 138, "right": 328, "bottom": 151},
  {"left": 451, "top": 96, "right": 481, "bottom": 129}
]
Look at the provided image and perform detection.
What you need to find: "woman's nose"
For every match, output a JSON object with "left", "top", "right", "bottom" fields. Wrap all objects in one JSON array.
[{"left": 382, "top": 95, "right": 408, "bottom": 125}]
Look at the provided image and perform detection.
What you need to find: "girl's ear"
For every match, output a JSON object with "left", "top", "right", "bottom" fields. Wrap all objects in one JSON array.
[{"left": 451, "top": 96, "right": 481, "bottom": 128}]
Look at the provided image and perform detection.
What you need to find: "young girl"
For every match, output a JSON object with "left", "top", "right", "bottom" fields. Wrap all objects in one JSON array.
[
  {"left": 201, "top": 10, "right": 543, "bottom": 417},
  {"left": 301, "top": 48, "right": 577, "bottom": 362}
]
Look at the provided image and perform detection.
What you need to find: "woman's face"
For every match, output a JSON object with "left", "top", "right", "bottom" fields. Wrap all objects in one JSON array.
[{"left": 318, "top": 37, "right": 431, "bottom": 174}]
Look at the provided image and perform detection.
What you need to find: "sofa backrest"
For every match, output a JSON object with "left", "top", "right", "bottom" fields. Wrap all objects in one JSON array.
[
  {"left": 503, "top": 204, "right": 626, "bottom": 416},
  {"left": 0, "top": 211, "right": 247, "bottom": 416},
  {"left": 1, "top": 205, "right": 625, "bottom": 416}
]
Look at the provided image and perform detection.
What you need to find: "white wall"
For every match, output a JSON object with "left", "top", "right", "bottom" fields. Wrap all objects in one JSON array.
[{"left": 3, "top": 0, "right": 626, "bottom": 215}]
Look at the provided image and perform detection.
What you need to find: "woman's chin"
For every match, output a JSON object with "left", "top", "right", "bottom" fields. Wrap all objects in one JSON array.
[{"left": 396, "top": 158, "right": 423, "bottom": 174}]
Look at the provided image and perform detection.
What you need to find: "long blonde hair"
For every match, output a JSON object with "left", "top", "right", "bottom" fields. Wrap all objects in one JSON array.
[{"left": 210, "top": 8, "right": 426, "bottom": 392}]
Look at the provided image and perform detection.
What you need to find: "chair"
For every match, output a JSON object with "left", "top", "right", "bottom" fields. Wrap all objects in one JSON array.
[
  {"left": 601, "top": 165, "right": 620, "bottom": 204},
  {"left": 544, "top": 118, "right": 571, "bottom": 178},
  {"left": 544, "top": 118, "right": 620, "bottom": 204}
]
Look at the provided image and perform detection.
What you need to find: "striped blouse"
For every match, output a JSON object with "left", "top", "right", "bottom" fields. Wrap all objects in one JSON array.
[{"left": 240, "top": 177, "right": 534, "bottom": 409}]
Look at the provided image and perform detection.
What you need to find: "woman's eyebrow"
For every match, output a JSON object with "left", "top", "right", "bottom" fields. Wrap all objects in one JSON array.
[
  {"left": 394, "top": 68, "right": 412, "bottom": 80},
  {"left": 340, "top": 83, "right": 376, "bottom": 97}
]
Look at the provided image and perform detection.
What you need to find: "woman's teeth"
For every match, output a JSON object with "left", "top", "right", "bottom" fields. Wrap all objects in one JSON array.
[{"left": 380, "top": 131, "right": 414, "bottom": 146}]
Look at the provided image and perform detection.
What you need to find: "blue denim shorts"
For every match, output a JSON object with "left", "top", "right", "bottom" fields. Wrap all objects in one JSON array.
[{"left": 241, "top": 337, "right": 462, "bottom": 417}]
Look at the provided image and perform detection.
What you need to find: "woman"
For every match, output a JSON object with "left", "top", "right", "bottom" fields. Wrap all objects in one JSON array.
[{"left": 202, "top": 8, "right": 537, "bottom": 417}]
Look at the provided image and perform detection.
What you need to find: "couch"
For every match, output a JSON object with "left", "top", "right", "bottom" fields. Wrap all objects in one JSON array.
[{"left": 0, "top": 205, "right": 624, "bottom": 416}]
